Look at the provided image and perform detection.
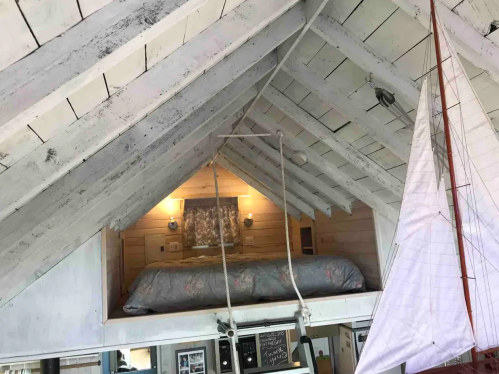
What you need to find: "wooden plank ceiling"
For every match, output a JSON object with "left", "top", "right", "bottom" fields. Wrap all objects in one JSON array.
[{"left": 1, "top": 0, "right": 499, "bottom": 306}]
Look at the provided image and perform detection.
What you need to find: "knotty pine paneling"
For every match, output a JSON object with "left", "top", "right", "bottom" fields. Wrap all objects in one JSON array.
[
  {"left": 121, "top": 166, "right": 293, "bottom": 290},
  {"left": 315, "top": 202, "right": 380, "bottom": 289}
]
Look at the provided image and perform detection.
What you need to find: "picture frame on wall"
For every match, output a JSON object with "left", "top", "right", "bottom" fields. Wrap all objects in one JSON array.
[{"left": 176, "top": 347, "right": 207, "bottom": 374}]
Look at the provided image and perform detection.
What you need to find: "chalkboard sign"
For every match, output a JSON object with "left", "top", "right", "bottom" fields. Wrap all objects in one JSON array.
[{"left": 259, "top": 331, "right": 289, "bottom": 367}]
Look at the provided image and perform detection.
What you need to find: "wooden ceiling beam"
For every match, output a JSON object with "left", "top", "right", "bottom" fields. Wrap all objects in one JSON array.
[
  {"left": 216, "top": 155, "right": 302, "bottom": 221},
  {"left": 236, "top": 125, "right": 352, "bottom": 214},
  {"left": 391, "top": 0, "right": 499, "bottom": 85},
  {"left": 227, "top": 0, "right": 330, "bottom": 138},
  {"left": 227, "top": 139, "right": 332, "bottom": 217},
  {"left": 0, "top": 54, "right": 271, "bottom": 307},
  {"left": 312, "top": 13, "right": 422, "bottom": 109},
  {"left": 221, "top": 147, "right": 316, "bottom": 219},
  {"left": 248, "top": 109, "right": 400, "bottom": 223},
  {"left": 111, "top": 108, "right": 247, "bottom": 231},
  {"left": 262, "top": 85, "right": 404, "bottom": 197},
  {"left": 0, "top": 0, "right": 207, "bottom": 136},
  {"left": 283, "top": 56, "right": 410, "bottom": 163},
  {"left": 0, "top": 2, "right": 305, "bottom": 222}
]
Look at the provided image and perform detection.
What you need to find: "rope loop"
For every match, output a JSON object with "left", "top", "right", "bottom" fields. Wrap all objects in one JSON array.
[{"left": 277, "top": 131, "right": 311, "bottom": 323}]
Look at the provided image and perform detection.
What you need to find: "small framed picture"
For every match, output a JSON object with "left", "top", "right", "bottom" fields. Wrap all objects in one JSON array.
[{"left": 176, "top": 347, "right": 207, "bottom": 374}]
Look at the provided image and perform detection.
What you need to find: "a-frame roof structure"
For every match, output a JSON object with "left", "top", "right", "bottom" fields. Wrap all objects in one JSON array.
[{"left": 1, "top": 0, "right": 499, "bottom": 309}]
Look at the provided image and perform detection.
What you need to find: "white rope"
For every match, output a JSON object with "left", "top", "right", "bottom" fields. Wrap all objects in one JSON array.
[
  {"left": 277, "top": 131, "right": 311, "bottom": 323},
  {"left": 210, "top": 134, "right": 241, "bottom": 374}
]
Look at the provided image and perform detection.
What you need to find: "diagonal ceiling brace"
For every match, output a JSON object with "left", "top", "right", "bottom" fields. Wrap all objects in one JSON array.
[
  {"left": 248, "top": 109, "right": 400, "bottom": 223},
  {"left": 227, "top": 139, "right": 332, "bottom": 217},
  {"left": 235, "top": 124, "right": 352, "bottom": 214}
]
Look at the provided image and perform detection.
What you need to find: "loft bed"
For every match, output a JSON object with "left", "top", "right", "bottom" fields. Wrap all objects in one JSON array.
[{"left": 121, "top": 252, "right": 366, "bottom": 316}]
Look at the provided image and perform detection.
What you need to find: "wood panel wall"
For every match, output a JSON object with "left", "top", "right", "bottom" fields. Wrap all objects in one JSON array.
[
  {"left": 314, "top": 202, "right": 381, "bottom": 290},
  {"left": 121, "top": 164, "right": 293, "bottom": 290}
]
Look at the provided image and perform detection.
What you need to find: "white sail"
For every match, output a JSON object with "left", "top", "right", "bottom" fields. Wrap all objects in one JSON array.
[
  {"left": 435, "top": 10, "right": 499, "bottom": 352},
  {"left": 354, "top": 78, "right": 475, "bottom": 374}
]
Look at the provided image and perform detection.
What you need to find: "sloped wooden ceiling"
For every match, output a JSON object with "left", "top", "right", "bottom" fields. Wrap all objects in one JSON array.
[{"left": 0, "top": 0, "right": 499, "bottom": 309}]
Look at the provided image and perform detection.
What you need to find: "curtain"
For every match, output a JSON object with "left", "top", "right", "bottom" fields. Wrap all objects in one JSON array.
[{"left": 182, "top": 204, "right": 240, "bottom": 247}]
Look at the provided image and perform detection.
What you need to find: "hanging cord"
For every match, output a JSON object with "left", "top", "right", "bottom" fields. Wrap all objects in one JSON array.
[
  {"left": 277, "top": 131, "right": 311, "bottom": 323},
  {"left": 210, "top": 135, "right": 241, "bottom": 374}
]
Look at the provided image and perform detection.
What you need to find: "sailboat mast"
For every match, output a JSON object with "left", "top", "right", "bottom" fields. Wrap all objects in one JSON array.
[{"left": 429, "top": 0, "right": 477, "bottom": 363}]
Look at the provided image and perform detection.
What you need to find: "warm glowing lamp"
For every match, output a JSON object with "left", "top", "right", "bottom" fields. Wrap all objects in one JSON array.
[
  {"left": 244, "top": 213, "right": 253, "bottom": 227},
  {"left": 168, "top": 216, "right": 178, "bottom": 230}
]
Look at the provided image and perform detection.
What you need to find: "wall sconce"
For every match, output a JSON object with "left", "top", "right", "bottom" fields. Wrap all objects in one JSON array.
[
  {"left": 168, "top": 217, "right": 178, "bottom": 230},
  {"left": 244, "top": 213, "right": 253, "bottom": 227}
]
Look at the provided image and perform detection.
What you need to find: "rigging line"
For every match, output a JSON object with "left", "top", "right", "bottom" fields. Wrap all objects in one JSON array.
[
  {"left": 277, "top": 131, "right": 310, "bottom": 322},
  {"left": 431, "top": 342, "right": 486, "bottom": 374},
  {"left": 445, "top": 38, "right": 499, "bottom": 347},
  {"left": 436, "top": 207, "right": 499, "bottom": 345},
  {"left": 359, "top": 216, "right": 445, "bottom": 358},
  {"left": 440, "top": 13, "right": 497, "bottom": 362},
  {"left": 210, "top": 134, "right": 241, "bottom": 374},
  {"left": 442, "top": 35, "right": 492, "bottom": 346},
  {"left": 447, "top": 125, "right": 499, "bottom": 250}
]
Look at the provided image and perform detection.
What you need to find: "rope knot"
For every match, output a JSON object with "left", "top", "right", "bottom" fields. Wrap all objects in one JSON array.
[{"left": 301, "top": 306, "right": 311, "bottom": 324}]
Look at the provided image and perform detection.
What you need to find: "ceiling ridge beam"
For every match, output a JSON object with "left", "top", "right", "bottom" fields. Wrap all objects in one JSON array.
[
  {"left": 391, "top": 0, "right": 499, "bottom": 85},
  {"left": 216, "top": 155, "right": 302, "bottom": 221},
  {"left": 227, "top": 139, "right": 332, "bottom": 217},
  {"left": 221, "top": 147, "right": 316, "bottom": 219},
  {"left": 283, "top": 55, "right": 410, "bottom": 163},
  {"left": 0, "top": 2, "right": 305, "bottom": 221},
  {"left": 262, "top": 85, "right": 404, "bottom": 197},
  {"left": 0, "top": 55, "right": 271, "bottom": 307},
  {"left": 248, "top": 109, "right": 399, "bottom": 223},
  {"left": 311, "top": 13, "right": 422, "bottom": 109},
  {"left": 236, "top": 125, "right": 352, "bottom": 214}
]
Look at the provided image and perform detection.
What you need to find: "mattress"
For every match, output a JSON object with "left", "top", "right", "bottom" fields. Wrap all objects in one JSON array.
[{"left": 123, "top": 253, "right": 366, "bottom": 315}]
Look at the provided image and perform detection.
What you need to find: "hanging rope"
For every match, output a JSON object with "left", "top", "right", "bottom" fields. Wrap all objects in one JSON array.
[
  {"left": 277, "top": 131, "right": 311, "bottom": 323},
  {"left": 210, "top": 135, "right": 241, "bottom": 374}
]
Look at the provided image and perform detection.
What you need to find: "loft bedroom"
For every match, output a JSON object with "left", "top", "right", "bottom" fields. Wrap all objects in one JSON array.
[
  {"left": 1, "top": 0, "right": 499, "bottom": 371},
  {"left": 106, "top": 163, "right": 382, "bottom": 320}
]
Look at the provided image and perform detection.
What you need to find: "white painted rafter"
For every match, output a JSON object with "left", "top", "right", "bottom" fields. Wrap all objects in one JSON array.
[
  {"left": 221, "top": 147, "right": 316, "bottom": 219},
  {"left": 227, "top": 139, "right": 332, "bottom": 217},
  {"left": 283, "top": 56, "right": 410, "bottom": 163},
  {"left": 220, "top": 0, "right": 331, "bottom": 142},
  {"left": 216, "top": 155, "right": 302, "bottom": 220},
  {"left": 0, "top": 0, "right": 208, "bottom": 139},
  {"left": 236, "top": 125, "right": 352, "bottom": 214},
  {"left": 391, "top": 0, "right": 499, "bottom": 84},
  {"left": 311, "top": 13, "right": 422, "bottom": 109},
  {"left": 0, "top": 51, "right": 275, "bottom": 307},
  {"left": 0, "top": 1, "right": 305, "bottom": 222},
  {"left": 262, "top": 85, "right": 404, "bottom": 197},
  {"left": 248, "top": 109, "right": 399, "bottom": 222}
]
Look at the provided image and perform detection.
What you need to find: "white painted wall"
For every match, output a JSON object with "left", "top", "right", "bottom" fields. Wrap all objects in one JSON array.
[{"left": 0, "top": 233, "right": 103, "bottom": 359}]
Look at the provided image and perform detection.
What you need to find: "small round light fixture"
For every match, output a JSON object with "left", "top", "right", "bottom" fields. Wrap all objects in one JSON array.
[
  {"left": 244, "top": 213, "right": 253, "bottom": 227},
  {"left": 168, "top": 216, "right": 178, "bottom": 230},
  {"left": 291, "top": 151, "right": 307, "bottom": 165}
]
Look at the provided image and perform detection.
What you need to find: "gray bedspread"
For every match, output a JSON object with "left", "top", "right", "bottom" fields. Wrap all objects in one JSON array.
[{"left": 123, "top": 255, "right": 365, "bottom": 315}]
